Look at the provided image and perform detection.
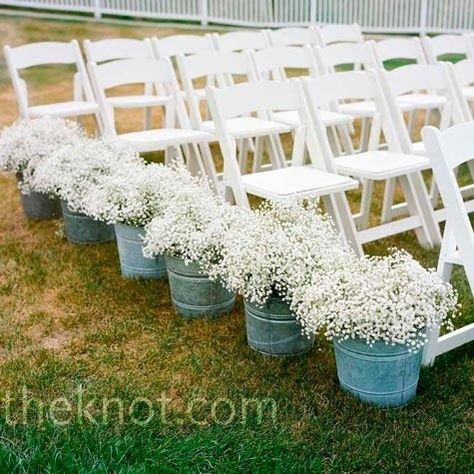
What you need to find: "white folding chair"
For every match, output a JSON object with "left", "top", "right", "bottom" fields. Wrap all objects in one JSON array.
[
  {"left": 4, "top": 40, "right": 101, "bottom": 128},
  {"left": 315, "top": 41, "right": 404, "bottom": 151},
  {"left": 84, "top": 38, "right": 156, "bottom": 129},
  {"left": 315, "top": 23, "right": 363, "bottom": 46},
  {"left": 88, "top": 57, "right": 217, "bottom": 186},
  {"left": 302, "top": 71, "right": 441, "bottom": 248},
  {"left": 267, "top": 26, "right": 318, "bottom": 47},
  {"left": 422, "top": 34, "right": 474, "bottom": 64},
  {"left": 206, "top": 79, "right": 362, "bottom": 255},
  {"left": 177, "top": 50, "right": 290, "bottom": 171},
  {"left": 421, "top": 122, "right": 474, "bottom": 366},
  {"left": 372, "top": 37, "right": 428, "bottom": 68},
  {"left": 249, "top": 45, "right": 354, "bottom": 155},
  {"left": 212, "top": 30, "right": 270, "bottom": 52},
  {"left": 378, "top": 63, "right": 469, "bottom": 224},
  {"left": 372, "top": 37, "right": 446, "bottom": 132}
]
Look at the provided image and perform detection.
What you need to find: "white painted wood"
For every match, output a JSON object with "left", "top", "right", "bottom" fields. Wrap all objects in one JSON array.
[
  {"left": 151, "top": 34, "right": 214, "bottom": 59},
  {"left": 212, "top": 30, "right": 270, "bottom": 52},
  {"left": 267, "top": 26, "right": 318, "bottom": 47},
  {"left": 206, "top": 79, "right": 362, "bottom": 255},
  {"left": 422, "top": 34, "right": 474, "bottom": 64},
  {"left": 315, "top": 23, "right": 363, "bottom": 46},
  {"left": 302, "top": 70, "right": 442, "bottom": 247},
  {"left": 372, "top": 37, "right": 427, "bottom": 67},
  {"left": 378, "top": 62, "right": 470, "bottom": 223},
  {"left": 88, "top": 57, "right": 217, "bottom": 187},
  {"left": 83, "top": 38, "right": 153, "bottom": 63},
  {"left": 422, "top": 122, "right": 474, "bottom": 365},
  {"left": 3, "top": 40, "right": 101, "bottom": 129},
  {"left": 3, "top": 2, "right": 474, "bottom": 34}
]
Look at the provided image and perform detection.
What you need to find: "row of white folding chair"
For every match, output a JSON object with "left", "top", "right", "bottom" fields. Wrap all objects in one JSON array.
[
  {"left": 421, "top": 122, "right": 474, "bottom": 366},
  {"left": 206, "top": 69, "right": 445, "bottom": 255}
]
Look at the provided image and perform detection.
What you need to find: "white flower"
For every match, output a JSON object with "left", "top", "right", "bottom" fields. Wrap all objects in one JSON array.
[
  {"left": 0, "top": 117, "right": 85, "bottom": 194},
  {"left": 143, "top": 180, "right": 249, "bottom": 269},
  {"left": 33, "top": 137, "right": 143, "bottom": 213},
  {"left": 84, "top": 163, "right": 208, "bottom": 227},
  {"left": 207, "top": 199, "right": 353, "bottom": 306},
  {"left": 293, "top": 249, "right": 458, "bottom": 350}
]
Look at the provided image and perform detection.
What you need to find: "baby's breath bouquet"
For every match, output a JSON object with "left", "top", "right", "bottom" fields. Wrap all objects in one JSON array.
[
  {"left": 207, "top": 199, "right": 353, "bottom": 306},
  {"left": 33, "top": 137, "right": 143, "bottom": 214},
  {"left": 84, "top": 163, "right": 202, "bottom": 227},
  {"left": 0, "top": 117, "right": 85, "bottom": 194},
  {"left": 143, "top": 181, "right": 249, "bottom": 269},
  {"left": 293, "top": 249, "right": 458, "bottom": 350}
]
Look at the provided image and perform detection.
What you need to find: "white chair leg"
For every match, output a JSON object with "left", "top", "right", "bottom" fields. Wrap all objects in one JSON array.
[
  {"left": 398, "top": 173, "right": 442, "bottom": 247},
  {"left": 322, "top": 193, "right": 364, "bottom": 257},
  {"left": 252, "top": 137, "right": 265, "bottom": 173},
  {"left": 381, "top": 178, "right": 397, "bottom": 223},
  {"left": 358, "top": 178, "right": 374, "bottom": 230}
]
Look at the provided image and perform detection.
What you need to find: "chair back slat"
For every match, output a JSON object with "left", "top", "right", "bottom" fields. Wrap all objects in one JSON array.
[
  {"left": 372, "top": 37, "right": 426, "bottom": 66},
  {"left": 84, "top": 38, "right": 152, "bottom": 63},
  {"left": 7, "top": 41, "right": 78, "bottom": 69},
  {"left": 152, "top": 34, "right": 213, "bottom": 58}
]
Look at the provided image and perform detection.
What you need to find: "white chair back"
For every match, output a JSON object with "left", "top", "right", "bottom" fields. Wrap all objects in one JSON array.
[
  {"left": 372, "top": 37, "right": 427, "bottom": 68},
  {"left": 152, "top": 34, "right": 214, "bottom": 58},
  {"left": 316, "top": 23, "right": 363, "bottom": 46},
  {"left": 422, "top": 34, "right": 474, "bottom": 63},
  {"left": 421, "top": 122, "right": 474, "bottom": 365},
  {"left": 4, "top": 40, "right": 95, "bottom": 118},
  {"left": 249, "top": 45, "right": 318, "bottom": 81},
  {"left": 304, "top": 70, "right": 398, "bottom": 150},
  {"left": 379, "top": 63, "right": 461, "bottom": 143},
  {"left": 177, "top": 50, "right": 252, "bottom": 128},
  {"left": 212, "top": 30, "right": 270, "bottom": 52},
  {"left": 315, "top": 41, "right": 377, "bottom": 73},
  {"left": 88, "top": 58, "right": 189, "bottom": 136},
  {"left": 83, "top": 38, "right": 153, "bottom": 63},
  {"left": 267, "top": 26, "right": 317, "bottom": 47}
]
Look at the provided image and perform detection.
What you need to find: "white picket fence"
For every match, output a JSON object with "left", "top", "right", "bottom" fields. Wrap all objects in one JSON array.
[{"left": 1, "top": 0, "right": 474, "bottom": 34}]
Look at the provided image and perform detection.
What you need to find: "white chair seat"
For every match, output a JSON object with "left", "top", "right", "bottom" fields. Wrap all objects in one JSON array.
[
  {"left": 397, "top": 93, "right": 446, "bottom": 109},
  {"left": 28, "top": 101, "right": 99, "bottom": 118},
  {"left": 335, "top": 151, "right": 430, "bottom": 180},
  {"left": 117, "top": 128, "right": 213, "bottom": 153},
  {"left": 202, "top": 117, "right": 292, "bottom": 139},
  {"left": 271, "top": 110, "right": 353, "bottom": 127},
  {"left": 106, "top": 95, "right": 172, "bottom": 108},
  {"left": 462, "top": 86, "right": 474, "bottom": 101},
  {"left": 241, "top": 166, "right": 358, "bottom": 200},
  {"left": 339, "top": 100, "right": 413, "bottom": 118}
]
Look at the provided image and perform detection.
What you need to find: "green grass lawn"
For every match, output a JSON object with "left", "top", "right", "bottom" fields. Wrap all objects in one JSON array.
[{"left": 0, "top": 13, "right": 473, "bottom": 473}]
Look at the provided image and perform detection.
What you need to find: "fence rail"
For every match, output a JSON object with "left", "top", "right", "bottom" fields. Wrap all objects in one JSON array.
[{"left": 0, "top": 0, "right": 473, "bottom": 34}]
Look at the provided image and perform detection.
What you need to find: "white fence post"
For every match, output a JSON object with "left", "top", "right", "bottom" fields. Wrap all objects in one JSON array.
[
  {"left": 93, "top": 0, "right": 102, "bottom": 20},
  {"left": 310, "top": 0, "right": 316, "bottom": 24},
  {"left": 201, "top": 0, "right": 208, "bottom": 26},
  {"left": 420, "top": 0, "right": 428, "bottom": 36}
]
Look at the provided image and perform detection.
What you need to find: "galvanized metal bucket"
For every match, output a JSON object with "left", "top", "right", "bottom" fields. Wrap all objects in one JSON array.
[
  {"left": 244, "top": 297, "right": 314, "bottom": 357},
  {"left": 115, "top": 223, "right": 166, "bottom": 279},
  {"left": 333, "top": 338, "right": 423, "bottom": 407},
  {"left": 20, "top": 191, "right": 61, "bottom": 220},
  {"left": 60, "top": 200, "right": 115, "bottom": 245},
  {"left": 165, "top": 255, "right": 235, "bottom": 319}
]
